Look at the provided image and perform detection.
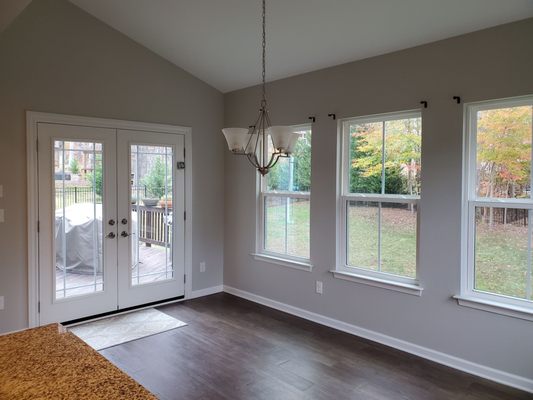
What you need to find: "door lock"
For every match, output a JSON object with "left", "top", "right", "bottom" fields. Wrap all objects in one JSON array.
[
  {"left": 108, "top": 219, "right": 116, "bottom": 226},
  {"left": 121, "top": 218, "right": 128, "bottom": 225}
]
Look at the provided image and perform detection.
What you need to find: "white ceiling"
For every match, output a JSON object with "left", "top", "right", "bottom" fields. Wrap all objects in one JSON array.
[
  {"left": 0, "top": 0, "right": 31, "bottom": 33},
  {"left": 7, "top": 1, "right": 533, "bottom": 93}
]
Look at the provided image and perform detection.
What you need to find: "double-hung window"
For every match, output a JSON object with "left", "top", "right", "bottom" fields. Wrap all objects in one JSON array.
[
  {"left": 460, "top": 96, "right": 533, "bottom": 317},
  {"left": 257, "top": 125, "right": 312, "bottom": 268},
  {"left": 337, "top": 111, "right": 422, "bottom": 290}
]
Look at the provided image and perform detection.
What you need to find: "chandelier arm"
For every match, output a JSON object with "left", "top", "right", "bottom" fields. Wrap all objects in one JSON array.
[
  {"left": 251, "top": 107, "right": 263, "bottom": 130},
  {"left": 245, "top": 115, "right": 260, "bottom": 154},
  {"left": 254, "top": 125, "right": 261, "bottom": 165},
  {"left": 253, "top": 131, "right": 260, "bottom": 165},
  {"left": 247, "top": 152, "right": 261, "bottom": 170},
  {"left": 262, "top": 112, "right": 270, "bottom": 167},
  {"left": 245, "top": 152, "right": 255, "bottom": 167},
  {"left": 246, "top": 111, "right": 262, "bottom": 155},
  {"left": 266, "top": 152, "right": 282, "bottom": 170},
  {"left": 264, "top": 109, "right": 273, "bottom": 150},
  {"left": 265, "top": 108, "right": 272, "bottom": 127},
  {"left": 244, "top": 131, "right": 254, "bottom": 156}
]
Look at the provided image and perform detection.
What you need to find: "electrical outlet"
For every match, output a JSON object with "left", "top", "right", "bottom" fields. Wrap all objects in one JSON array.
[
  {"left": 316, "top": 281, "right": 323, "bottom": 295},
  {"left": 0, "top": 296, "right": 4, "bottom": 310},
  {"left": 200, "top": 262, "right": 206, "bottom": 272}
]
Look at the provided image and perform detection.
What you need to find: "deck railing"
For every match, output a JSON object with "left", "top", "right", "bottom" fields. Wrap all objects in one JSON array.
[
  {"left": 132, "top": 205, "right": 171, "bottom": 247},
  {"left": 55, "top": 186, "right": 170, "bottom": 246}
]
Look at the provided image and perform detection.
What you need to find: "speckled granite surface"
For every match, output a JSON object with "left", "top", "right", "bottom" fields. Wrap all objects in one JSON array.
[{"left": 0, "top": 324, "right": 157, "bottom": 399}]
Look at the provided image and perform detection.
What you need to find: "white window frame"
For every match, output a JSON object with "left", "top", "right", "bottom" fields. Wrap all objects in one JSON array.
[
  {"left": 457, "top": 95, "right": 533, "bottom": 320},
  {"left": 254, "top": 124, "right": 313, "bottom": 271},
  {"left": 334, "top": 110, "right": 422, "bottom": 295}
]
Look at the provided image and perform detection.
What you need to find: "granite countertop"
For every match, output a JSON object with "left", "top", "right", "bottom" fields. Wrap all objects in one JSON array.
[{"left": 0, "top": 324, "right": 157, "bottom": 399}]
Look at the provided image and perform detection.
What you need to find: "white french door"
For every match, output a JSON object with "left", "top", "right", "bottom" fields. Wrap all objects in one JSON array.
[
  {"left": 38, "top": 123, "right": 118, "bottom": 323},
  {"left": 37, "top": 123, "right": 185, "bottom": 325},
  {"left": 117, "top": 129, "right": 185, "bottom": 308}
]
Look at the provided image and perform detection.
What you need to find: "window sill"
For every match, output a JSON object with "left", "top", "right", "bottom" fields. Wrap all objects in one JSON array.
[
  {"left": 330, "top": 270, "right": 423, "bottom": 296},
  {"left": 251, "top": 253, "right": 313, "bottom": 272},
  {"left": 453, "top": 295, "right": 533, "bottom": 321}
]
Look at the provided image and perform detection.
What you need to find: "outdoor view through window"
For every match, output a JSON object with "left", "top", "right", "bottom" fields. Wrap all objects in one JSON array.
[
  {"left": 469, "top": 102, "right": 533, "bottom": 303},
  {"left": 262, "top": 126, "right": 312, "bottom": 260},
  {"left": 342, "top": 113, "right": 421, "bottom": 280}
]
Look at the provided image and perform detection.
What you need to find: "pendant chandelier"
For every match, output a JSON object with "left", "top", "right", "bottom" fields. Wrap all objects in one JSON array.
[{"left": 222, "top": 0, "right": 296, "bottom": 176}]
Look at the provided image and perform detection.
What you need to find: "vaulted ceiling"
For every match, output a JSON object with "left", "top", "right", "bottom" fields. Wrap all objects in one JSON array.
[
  {"left": 3, "top": 1, "right": 533, "bottom": 93},
  {"left": 0, "top": 0, "right": 31, "bottom": 34}
]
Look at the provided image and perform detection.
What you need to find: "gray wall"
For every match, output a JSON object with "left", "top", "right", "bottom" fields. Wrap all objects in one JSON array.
[
  {"left": 224, "top": 18, "right": 533, "bottom": 379},
  {"left": 0, "top": 0, "right": 224, "bottom": 333}
]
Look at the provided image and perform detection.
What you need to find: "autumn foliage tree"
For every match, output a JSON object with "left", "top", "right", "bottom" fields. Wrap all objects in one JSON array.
[
  {"left": 477, "top": 106, "right": 532, "bottom": 199},
  {"left": 476, "top": 106, "right": 532, "bottom": 225},
  {"left": 349, "top": 118, "right": 422, "bottom": 196}
]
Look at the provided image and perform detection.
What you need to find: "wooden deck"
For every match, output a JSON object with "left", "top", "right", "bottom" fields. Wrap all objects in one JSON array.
[{"left": 55, "top": 245, "right": 172, "bottom": 299}]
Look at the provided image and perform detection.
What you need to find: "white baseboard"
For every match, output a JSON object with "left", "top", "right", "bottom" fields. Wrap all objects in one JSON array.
[
  {"left": 223, "top": 285, "right": 533, "bottom": 394},
  {"left": 189, "top": 285, "right": 224, "bottom": 300}
]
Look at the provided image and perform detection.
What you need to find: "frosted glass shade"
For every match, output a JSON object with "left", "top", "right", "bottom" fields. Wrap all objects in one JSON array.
[
  {"left": 267, "top": 126, "right": 293, "bottom": 151},
  {"left": 222, "top": 128, "right": 249, "bottom": 153},
  {"left": 286, "top": 132, "right": 300, "bottom": 154}
]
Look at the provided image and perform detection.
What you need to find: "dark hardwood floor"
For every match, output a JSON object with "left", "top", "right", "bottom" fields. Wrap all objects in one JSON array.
[{"left": 100, "top": 293, "right": 532, "bottom": 400}]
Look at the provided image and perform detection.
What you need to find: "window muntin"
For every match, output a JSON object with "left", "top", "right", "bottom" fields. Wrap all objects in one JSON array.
[
  {"left": 465, "top": 97, "right": 533, "bottom": 306},
  {"left": 340, "top": 111, "right": 421, "bottom": 282},
  {"left": 260, "top": 126, "right": 311, "bottom": 261}
]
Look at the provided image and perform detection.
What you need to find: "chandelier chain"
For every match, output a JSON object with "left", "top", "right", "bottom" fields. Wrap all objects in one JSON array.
[{"left": 261, "top": 0, "right": 266, "bottom": 106}]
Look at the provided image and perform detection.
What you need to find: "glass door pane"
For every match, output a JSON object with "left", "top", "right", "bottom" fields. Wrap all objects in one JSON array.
[
  {"left": 54, "top": 140, "right": 104, "bottom": 299},
  {"left": 130, "top": 145, "right": 174, "bottom": 286}
]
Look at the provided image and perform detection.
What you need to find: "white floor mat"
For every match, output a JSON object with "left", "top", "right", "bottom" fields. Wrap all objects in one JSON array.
[{"left": 69, "top": 308, "right": 187, "bottom": 350}]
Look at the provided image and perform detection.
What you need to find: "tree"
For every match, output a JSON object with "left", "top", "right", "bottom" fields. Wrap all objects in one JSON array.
[
  {"left": 349, "top": 118, "right": 421, "bottom": 195},
  {"left": 267, "top": 130, "right": 311, "bottom": 192},
  {"left": 86, "top": 155, "right": 103, "bottom": 197},
  {"left": 141, "top": 157, "right": 169, "bottom": 199},
  {"left": 267, "top": 159, "right": 286, "bottom": 190},
  {"left": 476, "top": 106, "right": 532, "bottom": 225},
  {"left": 293, "top": 131, "right": 311, "bottom": 191},
  {"left": 477, "top": 106, "right": 531, "bottom": 199},
  {"left": 69, "top": 158, "right": 80, "bottom": 175}
]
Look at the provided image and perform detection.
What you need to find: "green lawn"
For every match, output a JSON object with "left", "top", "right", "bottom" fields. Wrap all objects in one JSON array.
[
  {"left": 265, "top": 202, "right": 531, "bottom": 300},
  {"left": 265, "top": 198, "right": 310, "bottom": 259},
  {"left": 475, "top": 222, "right": 529, "bottom": 299},
  {"left": 347, "top": 204, "right": 416, "bottom": 278}
]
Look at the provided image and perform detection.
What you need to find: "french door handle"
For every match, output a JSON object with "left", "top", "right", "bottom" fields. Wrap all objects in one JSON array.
[
  {"left": 120, "top": 231, "right": 131, "bottom": 238},
  {"left": 106, "top": 232, "right": 116, "bottom": 239}
]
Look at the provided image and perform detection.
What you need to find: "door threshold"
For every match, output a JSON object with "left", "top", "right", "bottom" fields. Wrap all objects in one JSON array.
[{"left": 62, "top": 295, "right": 185, "bottom": 327}]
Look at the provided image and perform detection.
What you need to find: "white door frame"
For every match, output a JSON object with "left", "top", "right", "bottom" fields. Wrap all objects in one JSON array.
[{"left": 26, "top": 111, "right": 193, "bottom": 327}]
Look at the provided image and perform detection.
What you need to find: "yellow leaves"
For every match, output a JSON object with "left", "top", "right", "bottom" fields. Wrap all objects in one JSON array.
[{"left": 477, "top": 106, "right": 532, "bottom": 187}]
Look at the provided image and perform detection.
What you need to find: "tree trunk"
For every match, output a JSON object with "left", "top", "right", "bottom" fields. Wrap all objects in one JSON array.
[{"left": 489, "top": 180, "right": 494, "bottom": 227}]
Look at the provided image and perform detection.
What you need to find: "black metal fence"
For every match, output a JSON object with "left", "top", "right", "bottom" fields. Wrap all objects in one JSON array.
[{"left": 55, "top": 186, "right": 148, "bottom": 207}]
